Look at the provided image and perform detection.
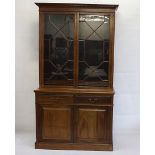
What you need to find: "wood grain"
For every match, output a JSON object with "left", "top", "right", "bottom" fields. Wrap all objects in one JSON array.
[
  {"left": 35, "top": 3, "right": 118, "bottom": 151},
  {"left": 35, "top": 142, "right": 113, "bottom": 151},
  {"left": 75, "top": 105, "right": 112, "bottom": 143},
  {"left": 42, "top": 106, "right": 72, "bottom": 141}
]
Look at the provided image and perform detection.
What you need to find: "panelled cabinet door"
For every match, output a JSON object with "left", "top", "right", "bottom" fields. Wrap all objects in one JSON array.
[
  {"left": 38, "top": 104, "right": 73, "bottom": 142},
  {"left": 75, "top": 105, "right": 112, "bottom": 144}
]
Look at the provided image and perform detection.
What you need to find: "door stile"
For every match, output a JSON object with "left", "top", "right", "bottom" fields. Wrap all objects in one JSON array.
[
  {"left": 73, "top": 12, "right": 79, "bottom": 87},
  {"left": 39, "top": 12, "right": 45, "bottom": 87}
]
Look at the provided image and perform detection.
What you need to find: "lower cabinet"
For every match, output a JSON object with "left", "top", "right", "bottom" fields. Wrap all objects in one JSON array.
[{"left": 35, "top": 93, "right": 113, "bottom": 150}]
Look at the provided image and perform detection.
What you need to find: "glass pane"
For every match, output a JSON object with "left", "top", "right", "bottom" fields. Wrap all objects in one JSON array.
[
  {"left": 44, "top": 14, "right": 74, "bottom": 85},
  {"left": 79, "top": 15, "right": 110, "bottom": 87}
]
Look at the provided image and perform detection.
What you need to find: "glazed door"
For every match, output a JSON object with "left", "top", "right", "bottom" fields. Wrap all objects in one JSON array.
[
  {"left": 43, "top": 13, "right": 75, "bottom": 86},
  {"left": 38, "top": 104, "right": 73, "bottom": 142},
  {"left": 78, "top": 14, "right": 110, "bottom": 87},
  {"left": 75, "top": 105, "right": 112, "bottom": 144}
]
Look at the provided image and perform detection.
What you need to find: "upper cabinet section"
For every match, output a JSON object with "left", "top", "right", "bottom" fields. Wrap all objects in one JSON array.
[{"left": 36, "top": 3, "right": 118, "bottom": 88}]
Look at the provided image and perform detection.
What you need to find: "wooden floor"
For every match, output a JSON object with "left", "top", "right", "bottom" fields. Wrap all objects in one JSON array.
[{"left": 16, "top": 131, "right": 139, "bottom": 155}]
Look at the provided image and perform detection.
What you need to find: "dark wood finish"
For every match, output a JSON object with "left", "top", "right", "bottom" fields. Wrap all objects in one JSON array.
[
  {"left": 35, "top": 142, "right": 113, "bottom": 151},
  {"left": 75, "top": 106, "right": 112, "bottom": 144},
  {"left": 109, "top": 13, "right": 115, "bottom": 88},
  {"left": 39, "top": 12, "right": 44, "bottom": 87},
  {"left": 74, "top": 95, "right": 112, "bottom": 104},
  {"left": 41, "top": 105, "right": 72, "bottom": 142},
  {"left": 35, "top": 3, "right": 118, "bottom": 9},
  {"left": 34, "top": 87, "right": 115, "bottom": 95},
  {"left": 35, "top": 3, "right": 118, "bottom": 13},
  {"left": 35, "top": 3, "right": 118, "bottom": 151},
  {"left": 36, "top": 94, "right": 73, "bottom": 104},
  {"left": 74, "top": 12, "right": 79, "bottom": 87}
]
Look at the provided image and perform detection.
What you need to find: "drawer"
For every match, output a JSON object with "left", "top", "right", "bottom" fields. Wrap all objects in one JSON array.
[
  {"left": 36, "top": 94, "right": 73, "bottom": 104},
  {"left": 74, "top": 95, "right": 112, "bottom": 105}
]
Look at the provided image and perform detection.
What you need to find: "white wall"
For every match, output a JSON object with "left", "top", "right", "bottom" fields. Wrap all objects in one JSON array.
[{"left": 15, "top": 0, "right": 140, "bottom": 133}]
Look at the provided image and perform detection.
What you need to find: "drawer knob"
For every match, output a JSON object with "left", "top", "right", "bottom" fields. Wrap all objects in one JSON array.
[{"left": 88, "top": 98, "right": 98, "bottom": 103}]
